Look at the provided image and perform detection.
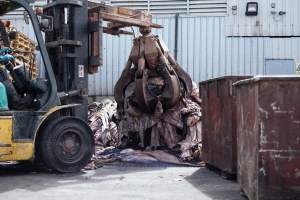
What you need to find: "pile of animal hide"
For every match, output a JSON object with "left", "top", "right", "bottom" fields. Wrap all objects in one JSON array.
[
  {"left": 114, "top": 32, "right": 202, "bottom": 161},
  {"left": 88, "top": 88, "right": 202, "bottom": 166},
  {"left": 115, "top": 83, "right": 202, "bottom": 161},
  {"left": 88, "top": 32, "right": 202, "bottom": 167},
  {"left": 88, "top": 98, "right": 119, "bottom": 147}
]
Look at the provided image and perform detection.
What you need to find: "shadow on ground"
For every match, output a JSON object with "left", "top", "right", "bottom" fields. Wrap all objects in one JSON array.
[
  {"left": 185, "top": 167, "right": 247, "bottom": 200},
  {"left": 0, "top": 162, "right": 168, "bottom": 194},
  {"left": 0, "top": 162, "right": 248, "bottom": 200}
]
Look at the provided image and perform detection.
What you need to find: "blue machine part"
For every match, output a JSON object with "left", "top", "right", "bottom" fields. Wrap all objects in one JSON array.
[
  {"left": 0, "top": 82, "right": 8, "bottom": 111},
  {"left": 0, "top": 47, "right": 12, "bottom": 55},
  {"left": 0, "top": 54, "right": 15, "bottom": 64}
]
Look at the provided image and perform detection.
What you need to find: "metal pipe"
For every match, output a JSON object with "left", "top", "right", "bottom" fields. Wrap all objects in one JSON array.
[{"left": 174, "top": 13, "right": 179, "bottom": 60}]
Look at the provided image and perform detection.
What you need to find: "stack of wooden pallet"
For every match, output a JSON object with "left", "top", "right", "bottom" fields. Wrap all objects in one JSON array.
[{"left": 9, "top": 28, "right": 38, "bottom": 78}]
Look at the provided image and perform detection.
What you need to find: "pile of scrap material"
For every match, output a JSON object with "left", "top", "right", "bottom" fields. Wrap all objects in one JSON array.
[
  {"left": 88, "top": 98, "right": 119, "bottom": 147},
  {"left": 88, "top": 29, "right": 202, "bottom": 167},
  {"left": 113, "top": 28, "right": 202, "bottom": 162},
  {"left": 89, "top": 148, "right": 202, "bottom": 168},
  {"left": 87, "top": 96, "right": 202, "bottom": 168}
]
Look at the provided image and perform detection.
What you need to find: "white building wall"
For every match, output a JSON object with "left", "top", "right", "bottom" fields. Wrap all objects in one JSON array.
[{"left": 226, "top": 0, "right": 300, "bottom": 36}]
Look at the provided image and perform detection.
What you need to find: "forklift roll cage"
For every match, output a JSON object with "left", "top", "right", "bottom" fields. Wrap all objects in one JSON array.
[{"left": 1, "top": 0, "right": 60, "bottom": 111}]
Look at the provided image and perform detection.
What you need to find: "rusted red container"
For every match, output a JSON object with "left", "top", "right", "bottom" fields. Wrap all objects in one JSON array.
[
  {"left": 199, "top": 76, "right": 251, "bottom": 175},
  {"left": 235, "top": 76, "right": 300, "bottom": 200}
]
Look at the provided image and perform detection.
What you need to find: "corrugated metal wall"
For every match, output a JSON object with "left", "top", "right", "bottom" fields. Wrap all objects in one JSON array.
[
  {"left": 89, "top": 15, "right": 300, "bottom": 96},
  {"left": 3, "top": 0, "right": 300, "bottom": 96}
]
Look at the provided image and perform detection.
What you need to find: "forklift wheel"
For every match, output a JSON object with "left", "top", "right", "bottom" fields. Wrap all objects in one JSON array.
[{"left": 39, "top": 117, "right": 94, "bottom": 173}]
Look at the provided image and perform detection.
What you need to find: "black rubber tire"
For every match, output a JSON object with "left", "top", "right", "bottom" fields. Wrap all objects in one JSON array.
[{"left": 38, "top": 117, "right": 94, "bottom": 173}]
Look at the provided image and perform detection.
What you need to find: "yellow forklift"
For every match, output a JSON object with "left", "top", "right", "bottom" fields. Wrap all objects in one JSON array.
[
  {"left": 0, "top": 0, "right": 161, "bottom": 172},
  {"left": 0, "top": 0, "right": 96, "bottom": 173}
]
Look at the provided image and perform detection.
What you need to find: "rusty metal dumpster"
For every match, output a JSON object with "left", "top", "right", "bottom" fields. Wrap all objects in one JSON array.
[
  {"left": 199, "top": 76, "right": 251, "bottom": 176},
  {"left": 235, "top": 76, "right": 300, "bottom": 200}
]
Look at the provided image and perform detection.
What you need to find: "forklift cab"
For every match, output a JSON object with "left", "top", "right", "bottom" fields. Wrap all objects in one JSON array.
[
  {"left": 0, "top": 0, "right": 59, "bottom": 110},
  {"left": 0, "top": 0, "right": 94, "bottom": 173}
]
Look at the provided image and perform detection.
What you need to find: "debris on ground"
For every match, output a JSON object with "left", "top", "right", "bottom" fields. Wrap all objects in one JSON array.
[{"left": 85, "top": 147, "right": 202, "bottom": 170}]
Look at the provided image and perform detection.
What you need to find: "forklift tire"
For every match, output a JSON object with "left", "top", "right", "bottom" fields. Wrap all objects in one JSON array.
[{"left": 38, "top": 117, "right": 94, "bottom": 173}]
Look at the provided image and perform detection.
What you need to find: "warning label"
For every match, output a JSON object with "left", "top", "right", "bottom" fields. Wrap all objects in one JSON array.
[
  {"left": 296, "top": 63, "right": 300, "bottom": 75},
  {"left": 78, "top": 65, "right": 85, "bottom": 78}
]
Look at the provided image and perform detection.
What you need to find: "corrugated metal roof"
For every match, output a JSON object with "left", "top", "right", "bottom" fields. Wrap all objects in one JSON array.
[
  {"left": 11, "top": 0, "right": 228, "bottom": 15},
  {"left": 108, "top": 0, "right": 227, "bottom": 15}
]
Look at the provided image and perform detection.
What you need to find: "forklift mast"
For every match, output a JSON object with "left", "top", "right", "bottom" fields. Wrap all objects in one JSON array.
[
  {"left": 43, "top": 0, "right": 91, "bottom": 120},
  {"left": 41, "top": 0, "right": 162, "bottom": 120}
]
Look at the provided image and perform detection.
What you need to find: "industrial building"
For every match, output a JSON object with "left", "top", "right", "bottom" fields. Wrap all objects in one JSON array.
[
  {"left": 93, "top": 0, "right": 300, "bottom": 96},
  {"left": 5, "top": 0, "right": 300, "bottom": 96}
]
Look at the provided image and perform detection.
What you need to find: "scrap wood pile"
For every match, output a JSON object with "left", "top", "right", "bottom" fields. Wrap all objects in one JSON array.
[
  {"left": 5, "top": 22, "right": 38, "bottom": 78},
  {"left": 88, "top": 30, "right": 202, "bottom": 167}
]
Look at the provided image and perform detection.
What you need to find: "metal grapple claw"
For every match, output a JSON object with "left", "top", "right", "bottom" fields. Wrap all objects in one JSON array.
[{"left": 114, "top": 32, "right": 192, "bottom": 115}]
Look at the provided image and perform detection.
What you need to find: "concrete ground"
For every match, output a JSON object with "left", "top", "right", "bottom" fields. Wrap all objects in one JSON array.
[{"left": 0, "top": 164, "right": 246, "bottom": 200}]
